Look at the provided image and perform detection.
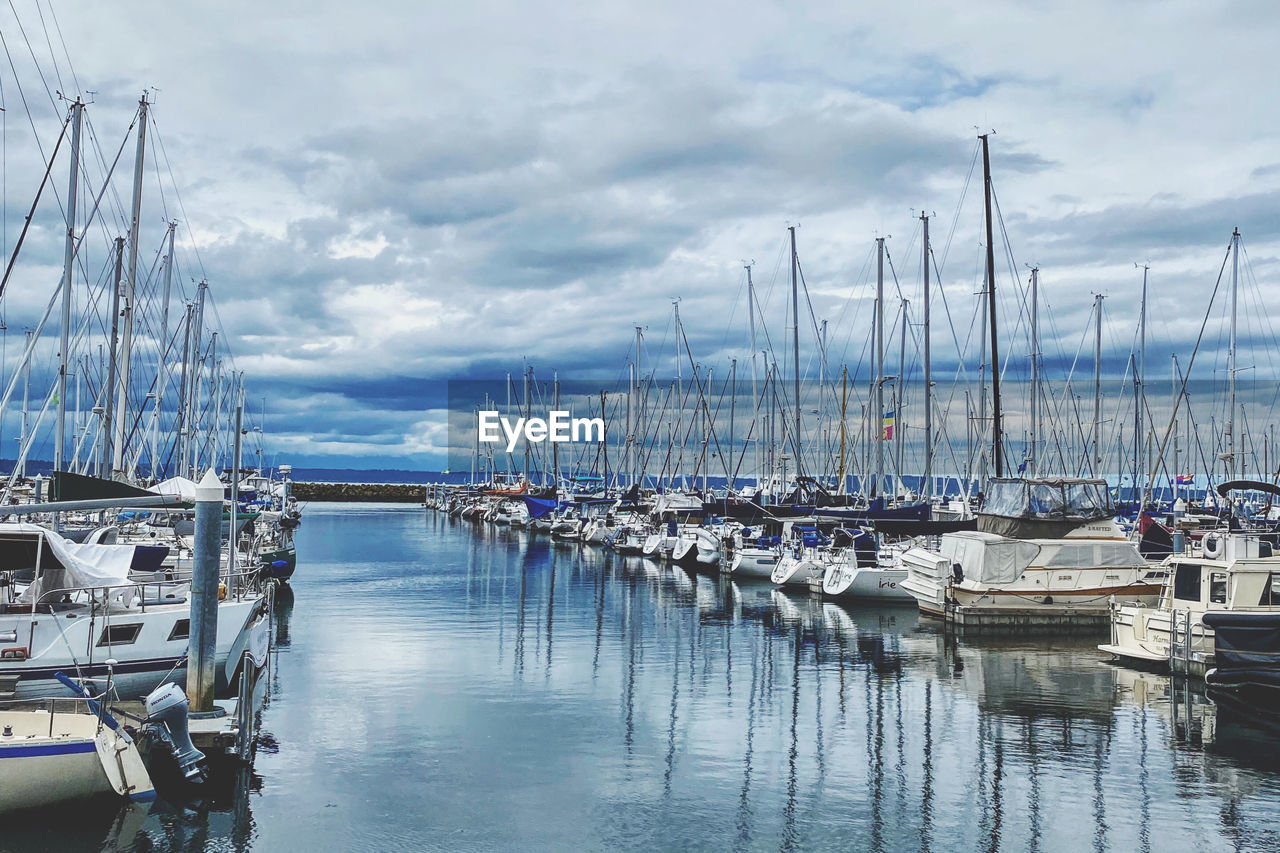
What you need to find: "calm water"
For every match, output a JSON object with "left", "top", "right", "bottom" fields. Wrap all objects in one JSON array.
[{"left": 8, "top": 503, "right": 1280, "bottom": 852}]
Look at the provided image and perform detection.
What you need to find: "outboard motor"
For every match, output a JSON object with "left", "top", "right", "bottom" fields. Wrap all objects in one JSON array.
[{"left": 144, "top": 683, "right": 206, "bottom": 782}]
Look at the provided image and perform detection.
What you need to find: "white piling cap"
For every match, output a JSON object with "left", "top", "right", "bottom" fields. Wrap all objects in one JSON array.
[{"left": 195, "top": 469, "right": 223, "bottom": 503}]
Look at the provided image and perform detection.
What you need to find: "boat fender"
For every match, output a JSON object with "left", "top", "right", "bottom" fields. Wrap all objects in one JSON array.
[
  {"left": 1203, "top": 533, "right": 1224, "bottom": 559},
  {"left": 218, "top": 582, "right": 227, "bottom": 601}
]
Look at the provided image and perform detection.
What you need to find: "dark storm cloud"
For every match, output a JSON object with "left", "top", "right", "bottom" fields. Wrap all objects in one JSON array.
[{"left": 8, "top": 0, "right": 1274, "bottom": 468}]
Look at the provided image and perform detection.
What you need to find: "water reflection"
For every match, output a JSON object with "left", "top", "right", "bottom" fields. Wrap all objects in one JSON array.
[
  {"left": 10, "top": 504, "right": 1277, "bottom": 852},
  {"left": 434, "top": 508, "right": 1280, "bottom": 851}
]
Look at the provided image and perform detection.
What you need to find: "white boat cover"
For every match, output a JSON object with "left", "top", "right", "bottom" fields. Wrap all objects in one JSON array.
[
  {"left": 151, "top": 476, "right": 199, "bottom": 502},
  {"left": 7, "top": 523, "right": 136, "bottom": 601},
  {"left": 940, "top": 531, "right": 1041, "bottom": 586}
]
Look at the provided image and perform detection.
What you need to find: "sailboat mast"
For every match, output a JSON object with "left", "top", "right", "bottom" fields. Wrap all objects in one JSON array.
[
  {"left": 19, "top": 330, "right": 31, "bottom": 479},
  {"left": 746, "top": 263, "right": 759, "bottom": 485},
  {"left": 839, "top": 366, "right": 848, "bottom": 493},
  {"left": 897, "top": 298, "right": 907, "bottom": 497},
  {"left": 112, "top": 93, "right": 149, "bottom": 478},
  {"left": 553, "top": 373, "right": 561, "bottom": 487},
  {"left": 1029, "top": 266, "right": 1039, "bottom": 478},
  {"left": 789, "top": 226, "right": 802, "bottom": 478},
  {"left": 149, "top": 222, "right": 177, "bottom": 479},
  {"left": 921, "top": 212, "right": 933, "bottom": 498},
  {"left": 55, "top": 99, "right": 83, "bottom": 480},
  {"left": 102, "top": 237, "right": 125, "bottom": 477},
  {"left": 874, "top": 236, "right": 885, "bottom": 498},
  {"left": 1135, "top": 265, "right": 1147, "bottom": 499},
  {"left": 980, "top": 133, "right": 1003, "bottom": 478},
  {"left": 1228, "top": 227, "right": 1239, "bottom": 480},
  {"left": 1093, "top": 294, "right": 1104, "bottom": 478}
]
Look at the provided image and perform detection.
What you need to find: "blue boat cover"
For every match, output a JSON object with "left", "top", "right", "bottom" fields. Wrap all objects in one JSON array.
[{"left": 523, "top": 497, "right": 558, "bottom": 519}]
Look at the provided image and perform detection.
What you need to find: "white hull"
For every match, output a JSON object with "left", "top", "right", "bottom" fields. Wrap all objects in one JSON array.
[
  {"left": 0, "top": 710, "right": 154, "bottom": 813},
  {"left": 730, "top": 549, "right": 779, "bottom": 578},
  {"left": 822, "top": 563, "right": 912, "bottom": 600},
  {"left": 0, "top": 596, "right": 264, "bottom": 700}
]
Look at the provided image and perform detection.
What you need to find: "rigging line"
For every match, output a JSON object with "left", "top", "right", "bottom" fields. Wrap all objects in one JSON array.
[
  {"left": 32, "top": 0, "right": 63, "bottom": 99},
  {"left": 43, "top": 0, "right": 79, "bottom": 98},
  {"left": 82, "top": 110, "right": 131, "bottom": 231},
  {"left": 0, "top": 111, "right": 67, "bottom": 300},
  {"left": 1143, "top": 241, "right": 1233, "bottom": 503},
  {"left": 149, "top": 117, "right": 209, "bottom": 282},
  {"left": 0, "top": 20, "right": 53, "bottom": 169},
  {"left": 5, "top": 0, "right": 60, "bottom": 122},
  {"left": 938, "top": 139, "right": 980, "bottom": 273}
]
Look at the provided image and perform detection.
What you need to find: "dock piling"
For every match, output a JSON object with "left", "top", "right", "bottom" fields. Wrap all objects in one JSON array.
[{"left": 187, "top": 469, "right": 224, "bottom": 712}]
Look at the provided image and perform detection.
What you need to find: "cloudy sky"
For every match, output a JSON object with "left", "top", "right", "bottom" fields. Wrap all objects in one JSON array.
[{"left": 1, "top": 0, "right": 1277, "bottom": 471}]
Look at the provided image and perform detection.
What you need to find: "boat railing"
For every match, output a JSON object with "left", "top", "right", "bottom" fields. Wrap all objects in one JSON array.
[
  {"left": 34, "top": 567, "right": 267, "bottom": 611},
  {"left": 0, "top": 694, "right": 108, "bottom": 736}
]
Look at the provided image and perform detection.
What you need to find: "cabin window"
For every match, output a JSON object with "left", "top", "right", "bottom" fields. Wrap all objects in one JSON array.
[
  {"left": 1172, "top": 564, "right": 1201, "bottom": 602},
  {"left": 1261, "top": 574, "right": 1280, "bottom": 606},
  {"left": 168, "top": 619, "right": 190, "bottom": 641},
  {"left": 1209, "top": 573, "right": 1228, "bottom": 605},
  {"left": 97, "top": 623, "right": 142, "bottom": 647}
]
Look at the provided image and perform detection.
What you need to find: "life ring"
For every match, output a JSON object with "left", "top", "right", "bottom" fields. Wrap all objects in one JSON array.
[{"left": 1202, "top": 532, "right": 1224, "bottom": 559}]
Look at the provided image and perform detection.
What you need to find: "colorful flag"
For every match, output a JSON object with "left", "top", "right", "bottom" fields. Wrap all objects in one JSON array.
[
  {"left": 1175, "top": 473, "right": 1194, "bottom": 485},
  {"left": 881, "top": 410, "right": 895, "bottom": 441}
]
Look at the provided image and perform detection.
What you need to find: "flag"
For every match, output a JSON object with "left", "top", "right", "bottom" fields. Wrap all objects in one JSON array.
[
  {"left": 1017, "top": 458, "right": 1028, "bottom": 474},
  {"left": 881, "top": 410, "right": 895, "bottom": 441},
  {"left": 1175, "top": 473, "right": 1194, "bottom": 485}
]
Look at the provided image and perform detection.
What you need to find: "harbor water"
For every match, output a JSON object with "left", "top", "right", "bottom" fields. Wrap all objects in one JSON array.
[{"left": 8, "top": 502, "right": 1280, "bottom": 852}]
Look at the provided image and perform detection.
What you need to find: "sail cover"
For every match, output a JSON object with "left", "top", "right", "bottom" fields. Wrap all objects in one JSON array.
[
  {"left": 7, "top": 523, "right": 135, "bottom": 601},
  {"left": 151, "top": 477, "right": 200, "bottom": 502}
]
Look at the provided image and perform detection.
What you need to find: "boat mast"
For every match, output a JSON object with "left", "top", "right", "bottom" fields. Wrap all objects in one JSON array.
[
  {"left": 102, "top": 237, "right": 125, "bottom": 477},
  {"left": 55, "top": 99, "right": 84, "bottom": 483},
  {"left": 746, "top": 262, "right": 759, "bottom": 486},
  {"left": 147, "top": 221, "right": 177, "bottom": 480},
  {"left": 921, "top": 212, "right": 933, "bottom": 498},
  {"left": 1135, "top": 264, "right": 1147, "bottom": 499},
  {"left": 553, "top": 373, "right": 561, "bottom": 488},
  {"left": 19, "top": 330, "right": 31, "bottom": 479},
  {"left": 523, "top": 364, "right": 531, "bottom": 483},
  {"left": 789, "top": 226, "right": 802, "bottom": 479},
  {"left": 874, "top": 236, "right": 885, "bottom": 498},
  {"left": 1227, "top": 227, "right": 1239, "bottom": 480},
  {"left": 728, "top": 357, "right": 736, "bottom": 491},
  {"left": 980, "top": 133, "right": 1003, "bottom": 479},
  {"left": 1171, "top": 355, "right": 1179, "bottom": 502},
  {"left": 896, "top": 297, "right": 907, "bottom": 497},
  {"left": 839, "top": 365, "right": 848, "bottom": 493},
  {"left": 1029, "top": 266, "right": 1039, "bottom": 478},
  {"left": 112, "top": 93, "right": 149, "bottom": 478},
  {"left": 1092, "top": 293, "right": 1104, "bottom": 478}
]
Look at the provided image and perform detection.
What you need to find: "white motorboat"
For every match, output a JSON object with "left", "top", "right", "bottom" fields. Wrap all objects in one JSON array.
[
  {"left": 1099, "top": 532, "right": 1280, "bottom": 673},
  {"left": 900, "top": 478, "right": 1165, "bottom": 627}
]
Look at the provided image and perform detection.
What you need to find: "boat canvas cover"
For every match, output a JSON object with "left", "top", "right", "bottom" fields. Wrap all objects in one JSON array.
[
  {"left": 10, "top": 523, "right": 135, "bottom": 601},
  {"left": 151, "top": 476, "right": 199, "bottom": 502},
  {"left": 940, "top": 531, "right": 1040, "bottom": 585},
  {"left": 522, "top": 496, "right": 557, "bottom": 519},
  {"left": 1203, "top": 611, "right": 1280, "bottom": 673},
  {"left": 982, "top": 478, "right": 1112, "bottom": 521}
]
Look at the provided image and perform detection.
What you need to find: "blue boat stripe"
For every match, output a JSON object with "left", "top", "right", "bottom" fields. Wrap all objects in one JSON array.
[
  {"left": 3, "top": 656, "right": 187, "bottom": 680},
  {"left": 0, "top": 740, "right": 97, "bottom": 758}
]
